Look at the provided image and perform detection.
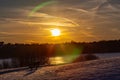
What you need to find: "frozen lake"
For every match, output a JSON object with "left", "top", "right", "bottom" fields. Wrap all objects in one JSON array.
[
  {"left": 49, "top": 53, "right": 120, "bottom": 65},
  {"left": 95, "top": 53, "right": 120, "bottom": 58},
  {"left": 0, "top": 53, "right": 120, "bottom": 67}
]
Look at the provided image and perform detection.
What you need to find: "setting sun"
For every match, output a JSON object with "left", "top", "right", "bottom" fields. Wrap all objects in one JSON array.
[{"left": 51, "top": 29, "right": 61, "bottom": 36}]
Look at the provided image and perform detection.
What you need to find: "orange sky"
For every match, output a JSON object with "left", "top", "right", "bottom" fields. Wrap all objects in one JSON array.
[{"left": 0, "top": 0, "right": 120, "bottom": 43}]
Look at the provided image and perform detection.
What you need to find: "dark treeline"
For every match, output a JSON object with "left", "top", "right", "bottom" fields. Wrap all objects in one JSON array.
[
  {"left": 0, "top": 40, "right": 120, "bottom": 68},
  {"left": 0, "top": 43, "right": 49, "bottom": 68}
]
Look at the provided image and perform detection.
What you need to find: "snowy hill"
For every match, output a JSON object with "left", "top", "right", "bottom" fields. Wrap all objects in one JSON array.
[{"left": 0, "top": 57, "right": 120, "bottom": 80}]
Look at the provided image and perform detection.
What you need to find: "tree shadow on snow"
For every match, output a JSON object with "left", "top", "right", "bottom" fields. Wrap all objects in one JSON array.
[
  {"left": 23, "top": 67, "right": 39, "bottom": 76},
  {"left": 0, "top": 67, "right": 28, "bottom": 75},
  {"left": 23, "top": 69, "right": 36, "bottom": 76}
]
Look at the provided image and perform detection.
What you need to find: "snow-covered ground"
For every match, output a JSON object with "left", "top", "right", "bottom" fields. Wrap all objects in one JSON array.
[{"left": 0, "top": 57, "right": 120, "bottom": 80}]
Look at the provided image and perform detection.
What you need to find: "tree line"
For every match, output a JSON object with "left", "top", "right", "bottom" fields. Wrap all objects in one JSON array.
[{"left": 0, "top": 39, "right": 120, "bottom": 69}]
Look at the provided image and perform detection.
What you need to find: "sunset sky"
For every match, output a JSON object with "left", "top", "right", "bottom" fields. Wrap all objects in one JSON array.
[{"left": 0, "top": 0, "right": 120, "bottom": 43}]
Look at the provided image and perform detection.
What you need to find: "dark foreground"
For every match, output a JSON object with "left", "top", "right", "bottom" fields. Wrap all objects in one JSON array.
[{"left": 0, "top": 57, "right": 120, "bottom": 80}]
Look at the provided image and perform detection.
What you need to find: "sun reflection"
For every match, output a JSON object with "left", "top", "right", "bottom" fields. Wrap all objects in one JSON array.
[{"left": 49, "top": 57, "right": 65, "bottom": 65}]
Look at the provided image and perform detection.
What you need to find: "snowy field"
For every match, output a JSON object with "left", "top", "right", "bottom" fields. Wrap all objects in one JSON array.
[{"left": 0, "top": 57, "right": 120, "bottom": 80}]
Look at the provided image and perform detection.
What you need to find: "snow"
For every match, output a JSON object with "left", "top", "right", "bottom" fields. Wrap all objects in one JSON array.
[{"left": 0, "top": 57, "right": 120, "bottom": 80}]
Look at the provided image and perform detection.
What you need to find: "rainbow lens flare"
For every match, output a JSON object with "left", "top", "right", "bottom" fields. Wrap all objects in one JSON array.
[{"left": 29, "top": 0, "right": 57, "bottom": 17}]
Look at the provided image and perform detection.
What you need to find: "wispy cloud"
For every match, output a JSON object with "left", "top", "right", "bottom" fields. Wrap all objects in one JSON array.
[
  {"left": 0, "top": 0, "right": 120, "bottom": 43},
  {"left": 14, "top": 12, "right": 79, "bottom": 27}
]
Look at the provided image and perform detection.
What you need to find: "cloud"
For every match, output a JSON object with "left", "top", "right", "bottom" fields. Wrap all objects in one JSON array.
[
  {"left": 9, "top": 12, "right": 79, "bottom": 27},
  {"left": 0, "top": 0, "right": 120, "bottom": 43},
  {"left": 0, "top": 0, "right": 46, "bottom": 8}
]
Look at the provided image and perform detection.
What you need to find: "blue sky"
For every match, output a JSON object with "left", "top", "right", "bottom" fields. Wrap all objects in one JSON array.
[{"left": 0, "top": 0, "right": 120, "bottom": 43}]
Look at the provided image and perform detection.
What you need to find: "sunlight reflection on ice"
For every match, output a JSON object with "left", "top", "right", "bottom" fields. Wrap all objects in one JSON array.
[
  {"left": 49, "top": 57, "right": 65, "bottom": 65},
  {"left": 49, "top": 55, "right": 79, "bottom": 65}
]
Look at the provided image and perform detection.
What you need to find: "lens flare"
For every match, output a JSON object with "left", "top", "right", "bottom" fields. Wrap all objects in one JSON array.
[
  {"left": 28, "top": 0, "right": 79, "bottom": 27},
  {"left": 29, "top": 0, "right": 57, "bottom": 16},
  {"left": 50, "top": 44, "right": 83, "bottom": 65}
]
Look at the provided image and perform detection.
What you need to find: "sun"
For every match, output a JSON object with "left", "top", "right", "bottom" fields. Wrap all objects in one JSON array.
[{"left": 51, "top": 29, "right": 61, "bottom": 36}]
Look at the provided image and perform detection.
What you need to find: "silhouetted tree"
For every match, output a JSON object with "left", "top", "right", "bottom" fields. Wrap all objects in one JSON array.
[{"left": 0, "top": 39, "right": 120, "bottom": 69}]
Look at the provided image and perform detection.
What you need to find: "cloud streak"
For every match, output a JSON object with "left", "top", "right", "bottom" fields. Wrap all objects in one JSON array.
[{"left": 0, "top": 0, "right": 120, "bottom": 43}]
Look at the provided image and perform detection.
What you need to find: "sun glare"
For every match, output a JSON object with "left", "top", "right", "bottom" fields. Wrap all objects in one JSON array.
[{"left": 51, "top": 29, "right": 61, "bottom": 36}]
